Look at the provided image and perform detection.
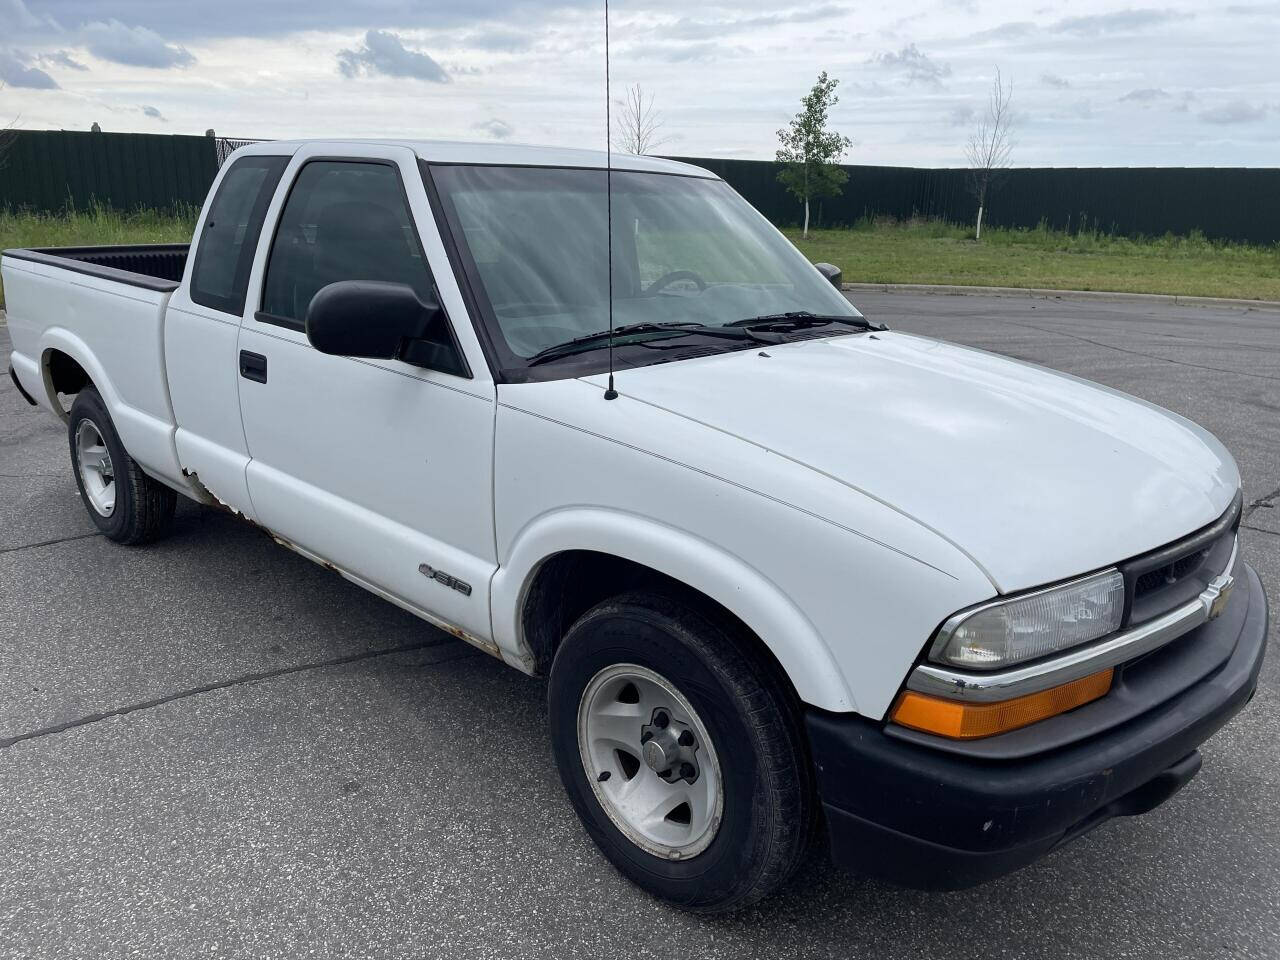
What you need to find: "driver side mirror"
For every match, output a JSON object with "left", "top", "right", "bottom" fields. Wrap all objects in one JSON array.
[
  {"left": 305, "top": 280, "right": 467, "bottom": 377},
  {"left": 814, "top": 262, "right": 843, "bottom": 288}
]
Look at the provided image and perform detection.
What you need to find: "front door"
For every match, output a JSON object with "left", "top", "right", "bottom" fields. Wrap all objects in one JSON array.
[{"left": 236, "top": 147, "right": 497, "bottom": 644}]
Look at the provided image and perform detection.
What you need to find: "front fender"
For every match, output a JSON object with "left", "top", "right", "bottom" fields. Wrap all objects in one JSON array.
[{"left": 490, "top": 506, "right": 857, "bottom": 713}]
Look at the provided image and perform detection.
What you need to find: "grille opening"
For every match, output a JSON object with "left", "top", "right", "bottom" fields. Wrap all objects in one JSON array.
[{"left": 1134, "top": 547, "right": 1208, "bottom": 598}]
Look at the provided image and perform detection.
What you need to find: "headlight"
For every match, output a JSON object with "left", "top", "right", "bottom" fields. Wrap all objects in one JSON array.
[{"left": 930, "top": 569, "right": 1125, "bottom": 670}]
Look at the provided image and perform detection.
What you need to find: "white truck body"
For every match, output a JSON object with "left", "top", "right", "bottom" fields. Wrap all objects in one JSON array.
[{"left": 4, "top": 138, "right": 1263, "bottom": 903}]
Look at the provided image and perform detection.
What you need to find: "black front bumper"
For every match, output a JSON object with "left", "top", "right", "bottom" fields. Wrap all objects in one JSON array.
[{"left": 807, "top": 561, "right": 1269, "bottom": 891}]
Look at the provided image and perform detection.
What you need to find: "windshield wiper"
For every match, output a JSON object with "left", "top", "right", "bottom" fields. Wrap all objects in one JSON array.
[
  {"left": 526, "top": 321, "right": 758, "bottom": 366},
  {"left": 726, "top": 311, "right": 886, "bottom": 332}
]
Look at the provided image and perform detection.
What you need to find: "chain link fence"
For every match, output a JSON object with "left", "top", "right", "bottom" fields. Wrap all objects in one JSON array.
[{"left": 214, "top": 137, "right": 263, "bottom": 166}]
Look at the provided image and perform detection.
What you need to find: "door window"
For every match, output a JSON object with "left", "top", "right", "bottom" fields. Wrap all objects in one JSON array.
[
  {"left": 190, "top": 155, "right": 288, "bottom": 315},
  {"left": 260, "top": 160, "right": 435, "bottom": 329}
]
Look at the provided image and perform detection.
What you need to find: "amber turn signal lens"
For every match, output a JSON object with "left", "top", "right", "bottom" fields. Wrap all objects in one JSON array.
[{"left": 890, "top": 669, "right": 1114, "bottom": 740}]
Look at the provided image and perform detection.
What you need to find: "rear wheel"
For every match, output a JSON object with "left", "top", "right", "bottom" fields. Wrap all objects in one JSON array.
[
  {"left": 68, "top": 386, "right": 176, "bottom": 544},
  {"left": 548, "top": 590, "right": 815, "bottom": 912}
]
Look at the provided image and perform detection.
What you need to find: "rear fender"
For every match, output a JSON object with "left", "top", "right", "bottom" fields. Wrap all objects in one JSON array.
[{"left": 37, "top": 327, "right": 194, "bottom": 494}]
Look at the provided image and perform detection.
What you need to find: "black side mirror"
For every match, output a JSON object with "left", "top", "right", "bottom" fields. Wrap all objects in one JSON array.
[
  {"left": 305, "top": 280, "right": 466, "bottom": 376},
  {"left": 814, "top": 262, "right": 843, "bottom": 288}
]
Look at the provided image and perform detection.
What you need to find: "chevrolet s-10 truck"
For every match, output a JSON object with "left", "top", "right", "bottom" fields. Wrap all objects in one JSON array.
[{"left": 3, "top": 139, "right": 1266, "bottom": 912}]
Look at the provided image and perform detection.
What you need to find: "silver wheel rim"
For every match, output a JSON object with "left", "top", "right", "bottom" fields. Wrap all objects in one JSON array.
[
  {"left": 577, "top": 663, "right": 724, "bottom": 860},
  {"left": 75, "top": 419, "right": 116, "bottom": 517}
]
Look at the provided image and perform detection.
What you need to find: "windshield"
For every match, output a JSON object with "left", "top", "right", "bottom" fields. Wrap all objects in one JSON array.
[{"left": 429, "top": 165, "right": 859, "bottom": 366}]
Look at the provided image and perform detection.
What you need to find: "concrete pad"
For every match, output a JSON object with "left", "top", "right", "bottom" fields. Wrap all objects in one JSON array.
[{"left": 1, "top": 295, "right": 1277, "bottom": 958}]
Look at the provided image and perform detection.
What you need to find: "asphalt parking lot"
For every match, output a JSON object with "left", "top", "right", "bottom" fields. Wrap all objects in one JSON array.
[{"left": 2, "top": 292, "right": 1278, "bottom": 959}]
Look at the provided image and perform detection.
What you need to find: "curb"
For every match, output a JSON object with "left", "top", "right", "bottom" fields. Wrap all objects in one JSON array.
[{"left": 841, "top": 283, "right": 1280, "bottom": 312}]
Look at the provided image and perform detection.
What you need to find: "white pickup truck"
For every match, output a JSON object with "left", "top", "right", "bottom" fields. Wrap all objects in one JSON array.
[{"left": 3, "top": 139, "right": 1267, "bottom": 911}]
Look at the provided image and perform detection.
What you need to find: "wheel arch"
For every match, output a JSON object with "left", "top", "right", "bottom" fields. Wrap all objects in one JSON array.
[
  {"left": 38, "top": 329, "right": 112, "bottom": 423},
  {"left": 37, "top": 327, "right": 193, "bottom": 495},
  {"left": 490, "top": 508, "right": 856, "bottom": 713}
]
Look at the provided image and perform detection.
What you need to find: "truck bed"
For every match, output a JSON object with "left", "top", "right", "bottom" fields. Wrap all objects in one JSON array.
[
  {"left": 2, "top": 242, "right": 193, "bottom": 493},
  {"left": 2, "top": 243, "right": 189, "bottom": 291}
]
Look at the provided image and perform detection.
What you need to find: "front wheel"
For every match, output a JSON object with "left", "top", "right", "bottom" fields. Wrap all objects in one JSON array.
[{"left": 548, "top": 591, "right": 816, "bottom": 912}]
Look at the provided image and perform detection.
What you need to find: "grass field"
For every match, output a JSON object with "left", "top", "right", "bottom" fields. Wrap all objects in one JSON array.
[
  {"left": 788, "top": 220, "right": 1280, "bottom": 302},
  {"left": 2, "top": 209, "right": 1278, "bottom": 309},
  {"left": 0, "top": 208, "right": 196, "bottom": 308}
]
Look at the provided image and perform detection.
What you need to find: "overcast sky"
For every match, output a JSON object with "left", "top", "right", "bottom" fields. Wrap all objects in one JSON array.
[{"left": 1, "top": 0, "right": 1277, "bottom": 167}]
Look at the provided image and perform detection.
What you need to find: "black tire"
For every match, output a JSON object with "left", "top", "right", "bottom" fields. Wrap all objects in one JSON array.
[
  {"left": 68, "top": 386, "right": 176, "bottom": 544},
  {"left": 548, "top": 590, "right": 816, "bottom": 912}
]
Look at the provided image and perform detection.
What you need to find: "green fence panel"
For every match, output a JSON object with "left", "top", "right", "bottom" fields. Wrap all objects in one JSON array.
[
  {"left": 1, "top": 133, "right": 1276, "bottom": 244},
  {"left": 671, "top": 157, "right": 1280, "bottom": 244},
  {"left": 0, "top": 130, "right": 218, "bottom": 214}
]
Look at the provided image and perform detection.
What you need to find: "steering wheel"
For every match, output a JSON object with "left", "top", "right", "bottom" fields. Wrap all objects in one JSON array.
[{"left": 644, "top": 270, "right": 708, "bottom": 296}]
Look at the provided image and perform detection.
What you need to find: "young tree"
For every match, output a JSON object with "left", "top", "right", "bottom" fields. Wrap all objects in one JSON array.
[
  {"left": 776, "top": 71, "right": 852, "bottom": 238},
  {"left": 965, "top": 68, "right": 1015, "bottom": 240},
  {"left": 614, "top": 84, "right": 673, "bottom": 155}
]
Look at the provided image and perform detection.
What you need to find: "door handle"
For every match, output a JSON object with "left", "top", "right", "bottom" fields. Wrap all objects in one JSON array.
[{"left": 239, "top": 350, "right": 268, "bottom": 383}]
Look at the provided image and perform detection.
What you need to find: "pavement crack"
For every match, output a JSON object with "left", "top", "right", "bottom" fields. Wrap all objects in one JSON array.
[
  {"left": 0, "top": 641, "right": 480, "bottom": 750},
  {"left": 986, "top": 316, "right": 1280, "bottom": 383},
  {"left": 1242, "top": 524, "right": 1280, "bottom": 541},
  {"left": 1244, "top": 484, "right": 1280, "bottom": 519},
  {"left": 0, "top": 531, "right": 102, "bottom": 554}
]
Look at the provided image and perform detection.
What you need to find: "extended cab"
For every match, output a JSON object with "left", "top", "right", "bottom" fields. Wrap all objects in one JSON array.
[{"left": 3, "top": 140, "right": 1267, "bottom": 911}]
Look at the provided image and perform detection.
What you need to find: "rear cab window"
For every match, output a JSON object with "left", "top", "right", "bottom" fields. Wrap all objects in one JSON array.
[{"left": 190, "top": 156, "right": 288, "bottom": 315}]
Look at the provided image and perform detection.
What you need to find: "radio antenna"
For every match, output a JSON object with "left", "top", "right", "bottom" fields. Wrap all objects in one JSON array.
[{"left": 602, "top": 0, "right": 618, "bottom": 400}]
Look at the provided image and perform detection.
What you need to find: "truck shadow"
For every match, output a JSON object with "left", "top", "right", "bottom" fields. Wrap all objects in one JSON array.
[
  {"left": 2, "top": 445, "right": 1272, "bottom": 958},
  {"left": 364, "top": 619, "right": 1274, "bottom": 960}
]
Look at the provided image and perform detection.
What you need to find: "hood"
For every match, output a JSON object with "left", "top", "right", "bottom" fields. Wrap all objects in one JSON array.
[{"left": 594, "top": 331, "right": 1239, "bottom": 593}]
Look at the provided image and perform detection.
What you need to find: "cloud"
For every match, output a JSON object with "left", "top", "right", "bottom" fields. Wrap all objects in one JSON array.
[
  {"left": 845, "top": 80, "right": 892, "bottom": 98},
  {"left": 474, "top": 117, "right": 513, "bottom": 139},
  {"left": 460, "top": 28, "right": 534, "bottom": 52},
  {"left": 946, "top": 105, "right": 975, "bottom": 126},
  {"left": 141, "top": 104, "right": 166, "bottom": 121},
  {"left": 337, "top": 29, "right": 449, "bottom": 82},
  {"left": 19, "top": 1, "right": 599, "bottom": 41},
  {"left": 39, "top": 50, "right": 89, "bottom": 71},
  {"left": 2, "top": 0, "right": 1274, "bottom": 167},
  {"left": 1050, "top": 8, "right": 1188, "bottom": 36},
  {"left": 1052, "top": 100, "right": 1095, "bottom": 120},
  {"left": 652, "top": 6, "right": 850, "bottom": 41},
  {"left": 0, "top": 50, "right": 58, "bottom": 88},
  {"left": 81, "top": 20, "right": 195, "bottom": 68},
  {"left": 625, "top": 41, "right": 726, "bottom": 63},
  {"left": 1198, "top": 100, "right": 1267, "bottom": 124},
  {"left": 1041, "top": 73, "right": 1070, "bottom": 89},
  {"left": 967, "top": 21, "right": 1036, "bottom": 42},
  {"left": 2, "top": 0, "right": 45, "bottom": 31},
  {"left": 871, "top": 43, "right": 951, "bottom": 85},
  {"left": 1119, "top": 87, "right": 1169, "bottom": 102}
]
